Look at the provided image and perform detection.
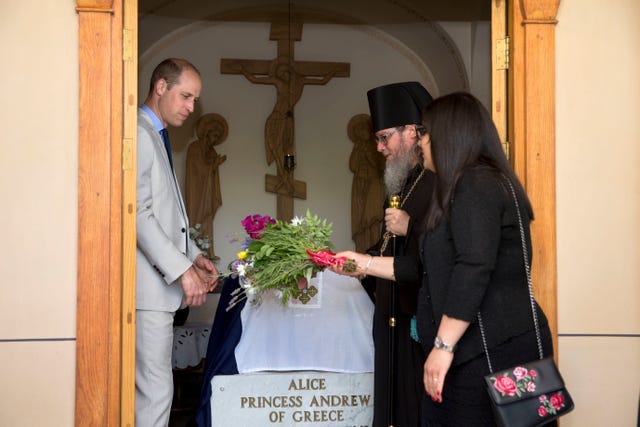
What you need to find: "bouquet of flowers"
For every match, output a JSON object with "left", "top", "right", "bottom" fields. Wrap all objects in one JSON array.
[{"left": 225, "top": 210, "right": 356, "bottom": 309}]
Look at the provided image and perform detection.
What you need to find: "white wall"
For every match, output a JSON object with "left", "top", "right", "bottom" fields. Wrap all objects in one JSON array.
[
  {"left": 555, "top": 0, "right": 640, "bottom": 425},
  {"left": 0, "top": 1, "right": 78, "bottom": 425}
]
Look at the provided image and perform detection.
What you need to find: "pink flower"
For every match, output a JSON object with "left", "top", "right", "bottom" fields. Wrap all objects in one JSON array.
[
  {"left": 526, "top": 381, "right": 536, "bottom": 392},
  {"left": 538, "top": 406, "right": 548, "bottom": 417},
  {"left": 549, "top": 393, "right": 565, "bottom": 410},
  {"left": 539, "top": 395, "right": 548, "bottom": 402},
  {"left": 493, "top": 376, "right": 517, "bottom": 396},
  {"left": 297, "top": 277, "right": 308, "bottom": 290},
  {"left": 513, "top": 367, "right": 528, "bottom": 380},
  {"left": 529, "top": 370, "right": 537, "bottom": 379},
  {"left": 241, "top": 214, "right": 275, "bottom": 239}
]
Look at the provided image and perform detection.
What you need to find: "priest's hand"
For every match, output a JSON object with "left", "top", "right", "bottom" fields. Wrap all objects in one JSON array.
[{"left": 384, "top": 208, "right": 410, "bottom": 236}]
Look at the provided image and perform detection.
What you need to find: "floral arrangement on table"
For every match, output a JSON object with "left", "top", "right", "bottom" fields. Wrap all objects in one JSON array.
[
  {"left": 188, "top": 223, "right": 211, "bottom": 256},
  {"left": 224, "top": 210, "right": 356, "bottom": 309}
]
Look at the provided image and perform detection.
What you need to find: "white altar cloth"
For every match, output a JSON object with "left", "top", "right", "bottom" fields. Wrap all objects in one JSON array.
[
  {"left": 172, "top": 322, "right": 211, "bottom": 369},
  {"left": 234, "top": 270, "right": 375, "bottom": 373}
]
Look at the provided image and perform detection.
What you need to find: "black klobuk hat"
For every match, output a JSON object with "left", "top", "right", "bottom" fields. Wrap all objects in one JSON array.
[{"left": 367, "top": 81, "right": 433, "bottom": 132}]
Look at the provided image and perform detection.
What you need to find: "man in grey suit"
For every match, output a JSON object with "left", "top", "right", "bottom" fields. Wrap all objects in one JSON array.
[{"left": 136, "top": 58, "right": 219, "bottom": 427}]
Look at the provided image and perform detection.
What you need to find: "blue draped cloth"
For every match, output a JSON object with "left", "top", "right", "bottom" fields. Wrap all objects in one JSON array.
[{"left": 194, "top": 277, "right": 244, "bottom": 427}]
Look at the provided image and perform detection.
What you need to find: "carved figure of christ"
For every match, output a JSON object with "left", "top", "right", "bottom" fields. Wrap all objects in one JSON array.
[{"left": 221, "top": 22, "right": 350, "bottom": 220}]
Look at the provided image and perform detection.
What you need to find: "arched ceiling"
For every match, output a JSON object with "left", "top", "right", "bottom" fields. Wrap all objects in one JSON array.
[
  {"left": 139, "top": 0, "right": 490, "bottom": 96},
  {"left": 140, "top": 0, "right": 491, "bottom": 24}
]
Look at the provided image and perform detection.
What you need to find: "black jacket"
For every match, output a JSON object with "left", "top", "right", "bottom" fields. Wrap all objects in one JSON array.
[{"left": 395, "top": 167, "right": 549, "bottom": 365}]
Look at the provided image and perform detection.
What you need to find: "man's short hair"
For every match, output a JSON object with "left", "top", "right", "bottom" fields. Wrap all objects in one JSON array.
[{"left": 148, "top": 58, "right": 201, "bottom": 95}]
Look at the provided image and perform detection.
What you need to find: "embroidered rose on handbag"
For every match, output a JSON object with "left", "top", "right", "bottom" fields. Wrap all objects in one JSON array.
[
  {"left": 549, "top": 393, "right": 565, "bottom": 411},
  {"left": 491, "top": 367, "right": 567, "bottom": 419},
  {"left": 493, "top": 375, "right": 518, "bottom": 396},
  {"left": 538, "top": 392, "right": 567, "bottom": 416},
  {"left": 513, "top": 366, "right": 528, "bottom": 380},
  {"left": 491, "top": 366, "right": 538, "bottom": 397}
]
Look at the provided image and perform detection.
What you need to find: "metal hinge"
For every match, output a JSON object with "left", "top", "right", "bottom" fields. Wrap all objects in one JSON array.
[
  {"left": 123, "top": 29, "right": 133, "bottom": 61},
  {"left": 496, "top": 36, "right": 510, "bottom": 70},
  {"left": 123, "top": 138, "right": 133, "bottom": 170},
  {"left": 502, "top": 140, "right": 510, "bottom": 159}
]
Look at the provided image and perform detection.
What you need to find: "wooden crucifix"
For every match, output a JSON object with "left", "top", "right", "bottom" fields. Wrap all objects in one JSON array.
[{"left": 221, "top": 22, "right": 350, "bottom": 221}]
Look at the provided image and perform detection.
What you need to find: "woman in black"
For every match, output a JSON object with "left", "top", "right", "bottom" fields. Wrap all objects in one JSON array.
[{"left": 331, "top": 92, "right": 554, "bottom": 426}]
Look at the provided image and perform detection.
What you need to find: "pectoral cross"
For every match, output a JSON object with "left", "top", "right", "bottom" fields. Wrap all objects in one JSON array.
[{"left": 221, "top": 22, "right": 350, "bottom": 221}]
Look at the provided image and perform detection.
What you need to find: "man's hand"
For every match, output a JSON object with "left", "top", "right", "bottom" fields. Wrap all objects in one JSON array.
[
  {"left": 194, "top": 254, "right": 219, "bottom": 293},
  {"left": 384, "top": 208, "right": 410, "bottom": 236},
  {"left": 179, "top": 265, "right": 208, "bottom": 306}
]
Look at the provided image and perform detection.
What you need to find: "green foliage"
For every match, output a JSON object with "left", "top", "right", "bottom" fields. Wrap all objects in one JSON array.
[{"left": 233, "top": 210, "right": 335, "bottom": 306}]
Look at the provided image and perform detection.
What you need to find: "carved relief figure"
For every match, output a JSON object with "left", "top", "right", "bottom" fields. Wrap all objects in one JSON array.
[
  {"left": 220, "top": 22, "right": 350, "bottom": 220},
  {"left": 185, "top": 113, "right": 228, "bottom": 260},
  {"left": 233, "top": 57, "right": 341, "bottom": 178},
  {"left": 348, "top": 114, "right": 386, "bottom": 252}
]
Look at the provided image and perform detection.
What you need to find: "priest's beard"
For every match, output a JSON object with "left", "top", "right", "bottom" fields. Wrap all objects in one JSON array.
[{"left": 384, "top": 143, "right": 417, "bottom": 196}]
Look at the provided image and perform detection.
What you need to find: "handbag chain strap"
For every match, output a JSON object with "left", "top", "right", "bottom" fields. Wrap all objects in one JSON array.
[{"left": 477, "top": 177, "right": 544, "bottom": 373}]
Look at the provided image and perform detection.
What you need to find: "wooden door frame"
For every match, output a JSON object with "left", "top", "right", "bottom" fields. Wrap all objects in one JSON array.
[
  {"left": 73, "top": 0, "right": 560, "bottom": 424},
  {"left": 75, "top": 0, "right": 136, "bottom": 425},
  {"left": 509, "top": 0, "right": 561, "bottom": 354},
  {"left": 493, "top": 0, "right": 561, "bottom": 353}
]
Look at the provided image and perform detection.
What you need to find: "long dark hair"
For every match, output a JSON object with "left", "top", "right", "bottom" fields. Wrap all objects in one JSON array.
[{"left": 422, "top": 92, "right": 533, "bottom": 232}]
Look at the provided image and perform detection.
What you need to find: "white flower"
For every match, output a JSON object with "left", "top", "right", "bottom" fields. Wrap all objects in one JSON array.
[
  {"left": 291, "top": 216, "right": 304, "bottom": 226},
  {"left": 236, "top": 263, "right": 248, "bottom": 277}
]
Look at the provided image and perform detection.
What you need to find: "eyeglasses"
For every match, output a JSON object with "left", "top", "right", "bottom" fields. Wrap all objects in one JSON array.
[{"left": 374, "top": 128, "right": 400, "bottom": 146}]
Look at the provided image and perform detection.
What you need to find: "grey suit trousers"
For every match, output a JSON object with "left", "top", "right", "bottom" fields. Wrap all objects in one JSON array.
[{"left": 136, "top": 310, "right": 175, "bottom": 427}]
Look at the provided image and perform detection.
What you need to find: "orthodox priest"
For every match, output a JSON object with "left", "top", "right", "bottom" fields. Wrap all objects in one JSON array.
[{"left": 363, "top": 81, "right": 434, "bottom": 427}]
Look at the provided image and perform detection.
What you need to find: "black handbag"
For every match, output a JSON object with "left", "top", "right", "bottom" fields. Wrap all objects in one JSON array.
[{"left": 477, "top": 179, "right": 574, "bottom": 427}]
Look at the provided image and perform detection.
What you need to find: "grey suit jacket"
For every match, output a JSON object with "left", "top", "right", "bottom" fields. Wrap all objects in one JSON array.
[{"left": 136, "top": 108, "right": 200, "bottom": 311}]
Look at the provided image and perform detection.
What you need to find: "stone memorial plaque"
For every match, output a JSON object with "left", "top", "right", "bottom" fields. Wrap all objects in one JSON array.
[{"left": 210, "top": 371, "right": 373, "bottom": 427}]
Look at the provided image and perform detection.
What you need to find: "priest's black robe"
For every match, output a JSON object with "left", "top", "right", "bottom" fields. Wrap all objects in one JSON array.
[{"left": 363, "top": 165, "right": 434, "bottom": 427}]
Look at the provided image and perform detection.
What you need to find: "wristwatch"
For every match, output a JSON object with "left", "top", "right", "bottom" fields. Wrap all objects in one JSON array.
[{"left": 434, "top": 336, "right": 457, "bottom": 353}]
